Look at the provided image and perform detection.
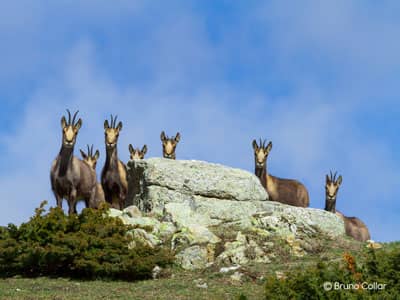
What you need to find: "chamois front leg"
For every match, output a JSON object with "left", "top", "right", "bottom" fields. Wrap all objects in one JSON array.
[
  {"left": 88, "top": 185, "right": 96, "bottom": 209},
  {"left": 68, "top": 189, "right": 78, "bottom": 215},
  {"left": 118, "top": 190, "right": 126, "bottom": 210},
  {"left": 54, "top": 193, "right": 63, "bottom": 209}
]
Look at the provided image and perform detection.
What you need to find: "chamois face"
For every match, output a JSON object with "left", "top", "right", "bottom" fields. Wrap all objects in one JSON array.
[
  {"left": 129, "top": 144, "right": 147, "bottom": 160},
  {"left": 61, "top": 110, "right": 82, "bottom": 147},
  {"left": 160, "top": 131, "right": 180, "bottom": 159},
  {"left": 325, "top": 172, "right": 342, "bottom": 200},
  {"left": 252, "top": 139, "right": 272, "bottom": 168},
  {"left": 80, "top": 145, "right": 100, "bottom": 169},
  {"left": 104, "top": 115, "right": 122, "bottom": 149}
]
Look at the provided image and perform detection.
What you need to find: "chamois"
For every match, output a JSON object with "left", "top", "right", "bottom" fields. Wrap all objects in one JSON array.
[
  {"left": 325, "top": 171, "right": 371, "bottom": 242},
  {"left": 128, "top": 144, "right": 147, "bottom": 160},
  {"left": 160, "top": 131, "right": 180, "bottom": 159},
  {"left": 101, "top": 115, "right": 128, "bottom": 210},
  {"left": 252, "top": 139, "right": 309, "bottom": 207},
  {"left": 80, "top": 145, "right": 106, "bottom": 209},
  {"left": 50, "top": 110, "right": 97, "bottom": 214}
]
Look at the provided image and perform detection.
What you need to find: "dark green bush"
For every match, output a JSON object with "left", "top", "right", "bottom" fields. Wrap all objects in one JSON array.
[
  {"left": 0, "top": 201, "right": 173, "bottom": 281},
  {"left": 264, "top": 246, "right": 400, "bottom": 299}
]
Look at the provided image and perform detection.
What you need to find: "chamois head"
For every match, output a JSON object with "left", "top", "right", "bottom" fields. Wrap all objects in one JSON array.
[
  {"left": 129, "top": 144, "right": 147, "bottom": 160},
  {"left": 160, "top": 131, "right": 180, "bottom": 159},
  {"left": 104, "top": 115, "right": 123, "bottom": 149},
  {"left": 252, "top": 139, "right": 272, "bottom": 168},
  {"left": 80, "top": 144, "right": 100, "bottom": 169},
  {"left": 61, "top": 109, "right": 82, "bottom": 148},
  {"left": 325, "top": 171, "right": 342, "bottom": 213}
]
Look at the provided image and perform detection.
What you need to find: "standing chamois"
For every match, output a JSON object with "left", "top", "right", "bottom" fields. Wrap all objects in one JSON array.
[
  {"left": 325, "top": 171, "right": 371, "bottom": 242},
  {"left": 160, "top": 131, "right": 180, "bottom": 159},
  {"left": 50, "top": 110, "right": 97, "bottom": 214},
  {"left": 101, "top": 115, "right": 128, "bottom": 210},
  {"left": 128, "top": 144, "right": 147, "bottom": 160},
  {"left": 252, "top": 139, "right": 309, "bottom": 207},
  {"left": 80, "top": 145, "right": 106, "bottom": 209}
]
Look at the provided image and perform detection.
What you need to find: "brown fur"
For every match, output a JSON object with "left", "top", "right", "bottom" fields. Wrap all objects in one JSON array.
[
  {"left": 101, "top": 115, "right": 127, "bottom": 210},
  {"left": 80, "top": 145, "right": 106, "bottom": 209},
  {"left": 129, "top": 144, "right": 147, "bottom": 160},
  {"left": 50, "top": 110, "right": 97, "bottom": 215},
  {"left": 252, "top": 139, "right": 309, "bottom": 207},
  {"left": 160, "top": 131, "right": 180, "bottom": 159},
  {"left": 325, "top": 172, "right": 371, "bottom": 242}
]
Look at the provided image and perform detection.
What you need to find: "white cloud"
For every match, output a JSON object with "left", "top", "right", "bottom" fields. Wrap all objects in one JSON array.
[{"left": 0, "top": 2, "right": 399, "bottom": 242}]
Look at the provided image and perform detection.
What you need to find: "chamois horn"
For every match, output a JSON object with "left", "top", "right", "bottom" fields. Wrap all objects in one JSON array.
[
  {"left": 66, "top": 109, "right": 72, "bottom": 125},
  {"left": 72, "top": 110, "right": 79, "bottom": 126}
]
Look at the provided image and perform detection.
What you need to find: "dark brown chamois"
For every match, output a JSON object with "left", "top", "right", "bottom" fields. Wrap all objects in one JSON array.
[
  {"left": 160, "top": 131, "right": 180, "bottom": 159},
  {"left": 50, "top": 110, "right": 97, "bottom": 215},
  {"left": 128, "top": 144, "right": 147, "bottom": 160},
  {"left": 80, "top": 144, "right": 106, "bottom": 209},
  {"left": 325, "top": 171, "right": 370, "bottom": 242},
  {"left": 101, "top": 115, "right": 128, "bottom": 210},
  {"left": 252, "top": 139, "right": 309, "bottom": 207}
]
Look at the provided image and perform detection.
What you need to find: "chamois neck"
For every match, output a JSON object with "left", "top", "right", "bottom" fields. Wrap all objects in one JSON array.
[
  {"left": 255, "top": 163, "right": 267, "bottom": 188},
  {"left": 105, "top": 146, "right": 119, "bottom": 168},
  {"left": 325, "top": 196, "right": 336, "bottom": 213},
  {"left": 58, "top": 145, "right": 74, "bottom": 176}
]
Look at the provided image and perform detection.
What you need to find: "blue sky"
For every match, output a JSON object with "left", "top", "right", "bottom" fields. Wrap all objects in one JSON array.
[{"left": 0, "top": 1, "right": 399, "bottom": 242}]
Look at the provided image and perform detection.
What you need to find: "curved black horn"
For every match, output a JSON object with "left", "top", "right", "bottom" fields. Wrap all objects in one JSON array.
[
  {"left": 263, "top": 139, "right": 267, "bottom": 148},
  {"left": 113, "top": 115, "right": 118, "bottom": 128},
  {"left": 329, "top": 170, "right": 333, "bottom": 181},
  {"left": 66, "top": 109, "right": 71, "bottom": 125},
  {"left": 72, "top": 110, "right": 79, "bottom": 126},
  {"left": 91, "top": 144, "right": 94, "bottom": 157},
  {"left": 86, "top": 144, "right": 90, "bottom": 156},
  {"left": 109, "top": 114, "right": 113, "bottom": 128},
  {"left": 333, "top": 171, "right": 337, "bottom": 182}
]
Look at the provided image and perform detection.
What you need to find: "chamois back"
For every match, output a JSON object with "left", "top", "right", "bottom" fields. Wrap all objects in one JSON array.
[{"left": 252, "top": 139, "right": 309, "bottom": 207}]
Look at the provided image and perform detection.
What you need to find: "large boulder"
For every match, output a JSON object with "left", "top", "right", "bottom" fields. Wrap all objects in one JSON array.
[{"left": 117, "top": 158, "right": 347, "bottom": 270}]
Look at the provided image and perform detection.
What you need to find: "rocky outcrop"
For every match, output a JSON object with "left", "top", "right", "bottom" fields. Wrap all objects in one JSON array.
[{"left": 113, "top": 158, "right": 347, "bottom": 270}]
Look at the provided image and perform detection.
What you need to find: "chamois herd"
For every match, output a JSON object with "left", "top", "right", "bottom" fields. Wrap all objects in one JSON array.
[{"left": 50, "top": 110, "right": 370, "bottom": 242}]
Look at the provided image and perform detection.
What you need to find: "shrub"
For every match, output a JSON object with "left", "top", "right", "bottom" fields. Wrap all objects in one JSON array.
[
  {"left": 0, "top": 201, "right": 173, "bottom": 281},
  {"left": 264, "top": 246, "right": 400, "bottom": 299}
]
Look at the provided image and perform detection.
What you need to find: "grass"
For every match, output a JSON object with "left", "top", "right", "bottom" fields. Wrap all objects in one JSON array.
[
  {"left": 1, "top": 238, "right": 389, "bottom": 300},
  {"left": 0, "top": 270, "right": 264, "bottom": 300}
]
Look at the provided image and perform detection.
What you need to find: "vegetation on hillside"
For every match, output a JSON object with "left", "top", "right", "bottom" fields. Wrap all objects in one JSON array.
[
  {"left": 0, "top": 201, "right": 173, "bottom": 281},
  {"left": 264, "top": 243, "right": 400, "bottom": 299}
]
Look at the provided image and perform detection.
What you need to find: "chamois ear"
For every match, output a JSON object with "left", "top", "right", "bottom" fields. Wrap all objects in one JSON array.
[
  {"left": 80, "top": 149, "right": 87, "bottom": 160},
  {"left": 142, "top": 144, "right": 148, "bottom": 155},
  {"left": 128, "top": 144, "right": 134, "bottom": 154},
  {"left": 116, "top": 121, "right": 123, "bottom": 131},
  {"left": 252, "top": 139, "right": 258, "bottom": 150},
  {"left": 266, "top": 141, "right": 272, "bottom": 152},
  {"left": 61, "top": 116, "right": 67, "bottom": 129},
  {"left": 160, "top": 131, "right": 166, "bottom": 141},
  {"left": 104, "top": 119, "right": 109, "bottom": 130},
  {"left": 75, "top": 118, "right": 82, "bottom": 131},
  {"left": 94, "top": 150, "right": 100, "bottom": 160},
  {"left": 175, "top": 132, "right": 181, "bottom": 143},
  {"left": 337, "top": 175, "right": 342, "bottom": 186}
]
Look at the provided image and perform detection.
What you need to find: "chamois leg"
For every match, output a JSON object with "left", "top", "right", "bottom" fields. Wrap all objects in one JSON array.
[
  {"left": 88, "top": 186, "right": 96, "bottom": 209},
  {"left": 118, "top": 191, "right": 125, "bottom": 210},
  {"left": 68, "top": 189, "right": 78, "bottom": 215},
  {"left": 54, "top": 193, "right": 63, "bottom": 209}
]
